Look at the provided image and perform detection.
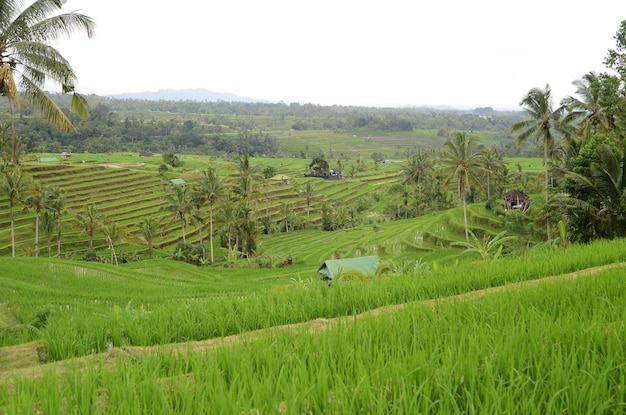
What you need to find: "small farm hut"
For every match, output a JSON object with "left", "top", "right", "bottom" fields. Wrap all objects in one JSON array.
[
  {"left": 503, "top": 190, "right": 531, "bottom": 213},
  {"left": 317, "top": 255, "right": 380, "bottom": 282}
]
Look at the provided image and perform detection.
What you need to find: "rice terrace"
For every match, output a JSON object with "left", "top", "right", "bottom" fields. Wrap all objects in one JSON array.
[{"left": 1, "top": 3, "right": 626, "bottom": 411}]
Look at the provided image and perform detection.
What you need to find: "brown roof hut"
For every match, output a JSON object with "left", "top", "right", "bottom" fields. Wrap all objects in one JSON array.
[{"left": 503, "top": 190, "right": 531, "bottom": 213}]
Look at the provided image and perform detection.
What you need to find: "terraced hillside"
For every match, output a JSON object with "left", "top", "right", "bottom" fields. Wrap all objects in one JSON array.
[
  {"left": 0, "top": 160, "right": 405, "bottom": 258},
  {"left": 0, "top": 163, "right": 169, "bottom": 256}
]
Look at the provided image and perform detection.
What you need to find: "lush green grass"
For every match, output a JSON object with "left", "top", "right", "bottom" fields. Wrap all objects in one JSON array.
[
  {"left": 1, "top": 258, "right": 624, "bottom": 413},
  {"left": 1, "top": 236, "right": 626, "bottom": 361}
]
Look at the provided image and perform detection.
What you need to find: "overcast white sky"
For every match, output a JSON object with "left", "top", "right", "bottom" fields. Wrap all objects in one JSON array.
[{"left": 55, "top": 0, "right": 625, "bottom": 109}]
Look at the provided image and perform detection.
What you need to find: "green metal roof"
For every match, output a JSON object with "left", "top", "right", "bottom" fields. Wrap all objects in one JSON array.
[
  {"left": 169, "top": 178, "right": 186, "bottom": 185},
  {"left": 317, "top": 256, "right": 380, "bottom": 281}
]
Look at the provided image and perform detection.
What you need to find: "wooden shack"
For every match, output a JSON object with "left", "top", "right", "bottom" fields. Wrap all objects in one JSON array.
[{"left": 503, "top": 190, "right": 531, "bottom": 213}]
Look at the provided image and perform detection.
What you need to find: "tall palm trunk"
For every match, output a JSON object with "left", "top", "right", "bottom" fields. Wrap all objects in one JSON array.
[
  {"left": 459, "top": 174, "right": 470, "bottom": 244},
  {"left": 180, "top": 215, "right": 186, "bottom": 243},
  {"left": 34, "top": 212, "right": 39, "bottom": 257},
  {"left": 209, "top": 207, "right": 214, "bottom": 264},
  {"left": 543, "top": 135, "right": 552, "bottom": 240},
  {"left": 56, "top": 216, "right": 62, "bottom": 258},
  {"left": 9, "top": 204, "right": 15, "bottom": 256}
]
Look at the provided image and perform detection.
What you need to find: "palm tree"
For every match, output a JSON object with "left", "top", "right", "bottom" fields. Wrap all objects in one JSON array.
[
  {"left": 232, "top": 153, "right": 261, "bottom": 205},
  {"left": 217, "top": 199, "right": 241, "bottom": 264},
  {"left": 137, "top": 217, "right": 161, "bottom": 259},
  {"left": 561, "top": 72, "right": 613, "bottom": 140},
  {"left": 0, "top": 0, "right": 95, "bottom": 166},
  {"left": 480, "top": 147, "right": 505, "bottom": 199},
  {"left": 44, "top": 185, "right": 66, "bottom": 258},
  {"left": 440, "top": 131, "right": 484, "bottom": 244},
  {"left": 404, "top": 150, "right": 434, "bottom": 191},
  {"left": 0, "top": 167, "right": 31, "bottom": 256},
  {"left": 73, "top": 204, "right": 105, "bottom": 250},
  {"left": 163, "top": 185, "right": 192, "bottom": 243},
  {"left": 39, "top": 209, "right": 56, "bottom": 256},
  {"left": 452, "top": 230, "right": 516, "bottom": 261},
  {"left": 193, "top": 167, "right": 224, "bottom": 263},
  {"left": 511, "top": 85, "right": 567, "bottom": 240},
  {"left": 297, "top": 181, "right": 317, "bottom": 226},
  {"left": 261, "top": 165, "right": 277, "bottom": 215},
  {"left": 102, "top": 221, "right": 127, "bottom": 265},
  {"left": 23, "top": 181, "right": 46, "bottom": 256},
  {"left": 280, "top": 202, "right": 293, "bottom": 232},
  {"left": 558, "top": 142, "right": 626, "bottom": 241}
]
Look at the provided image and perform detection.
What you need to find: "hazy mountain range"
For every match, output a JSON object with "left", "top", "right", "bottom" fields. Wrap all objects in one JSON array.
[
  {"left": 108, "top": 88, "right": 265, "bottom": 103},
  {"left": 106, "top": 88, "right": 515, "bottom": 111}
]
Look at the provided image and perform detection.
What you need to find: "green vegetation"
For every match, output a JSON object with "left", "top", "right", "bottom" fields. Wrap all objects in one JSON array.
[
  {"left": 1, "top": 15, "right": 626, "bottom": 415},
  {"left": 1, "top": 241, "right": 625, "bottom": 412}
]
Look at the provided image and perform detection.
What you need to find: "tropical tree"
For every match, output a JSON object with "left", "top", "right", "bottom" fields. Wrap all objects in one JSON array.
[
  {"left": 452, "top": 230, "right": 516, "bottom": 261},
  {"left": 162, "top": 185, "right": 192, "bottom": 243},
  {"left": 440, "top": 131, "right": 484, "bottom": 244},
  {"left": 510, "top": 85, "right": 567, "bottom": 240},
  {"left": 232, "top": 153, "right": 261, "bottom": 205},
  {"left": 43, "top": 185, "right": 66, "bottom": 258},
  {"left": 23, "top": 181, "right": 46, "bottom": 256},
  {"left": 137, "top": 217, "right": 161, "bottom": 259},
  {"left": 403, "top": 150, "right": 434, "bottom": 193},
  {"left": 479, "top": 147, "right": 505, "bottom": 199},
  {"left": 217, "top": 198, "right": 239, "bottom": 254},
  {"left": 561, "top": 72, "right": 613, "bottom": 140},
  {"left": 0, "top": 0, "right": 95, "bottom": 166},
  {"left": 73, "top": 204, "right": 105, "bottom": 250},
  {"left": 261, "top": 165, "right": 277, "bottom": 215},
  {"left": 102, "top": 221, "right": 127, "bottom": 265},
  {"left": 309, "top": 156, "right": 329, "bottom": 175},
  {"left": 297, "top": 181, "right": 318, "bottom": 226},
  {"left": 558, "top": 137, "right": 626, "bottom": 241},
  {"left": 280, "top": 202, "right": 293, "bottom": 232},
  {"left": 39, "top": 209, "right": 56, "bottom": 256},
  {"left": 193, "top": 167, "right": 224, "bottom": 263},
  {"left": 0, "top": 167, "right": 31, "bottom": 256}
]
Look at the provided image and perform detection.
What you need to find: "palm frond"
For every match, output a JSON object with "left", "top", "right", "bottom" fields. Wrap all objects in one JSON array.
[
  {"left": 29, "top": 12, "right": 96, "bottom": 42},
  {"left": 19, "top": 75, "right": 76, "bottom": 132}
]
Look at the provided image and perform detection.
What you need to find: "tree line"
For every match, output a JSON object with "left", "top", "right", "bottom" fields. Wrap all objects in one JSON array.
[{"left": 0, "top": 96, "right": 527, "bottom": 163}]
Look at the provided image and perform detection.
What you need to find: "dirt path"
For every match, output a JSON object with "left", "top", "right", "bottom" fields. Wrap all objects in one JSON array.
[{"left": 2, "top": 262, "right": 623, "bottom": 384}]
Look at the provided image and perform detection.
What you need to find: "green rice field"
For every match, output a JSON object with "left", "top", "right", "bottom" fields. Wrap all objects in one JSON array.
[{"left": 1, "top": 236, "right": 625, "bottom": 413}]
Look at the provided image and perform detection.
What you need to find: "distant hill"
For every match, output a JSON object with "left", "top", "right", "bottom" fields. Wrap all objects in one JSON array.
[{"left": 108, "top": 88, "right": 266, "bottom": 103}]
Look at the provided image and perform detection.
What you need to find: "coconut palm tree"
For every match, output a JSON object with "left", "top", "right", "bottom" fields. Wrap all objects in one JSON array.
[
  {"left": 162, "top": 185, "right": 192, "bottom": 243},
  {"left": 0, "top": 0, "right": 95, "bottom": 166},
  {"left": 297, "top": 181, "right": 317, "bottom": 226},
  {"left": 480, "top": 147, "right": 505, "bottom": 200},
  {"left": 73, "top": 204, "right": 105, "bottom": 250},
  {"left": 232, "top": 153, "right": 261, "bottom": 205},
  {"left": 261, "top": 165, "right": 277, "bottom": 215},
  {"left": 0, "top": 167, "right": 31, "bottom": 256},
  {"left": 39, "top": 209, "right": 56, "bottom": 256},
  {"left": 404, "top": 150, "right": 434, "bottom": 191},
  {"left": 561, "top": 72, "right": 613, "bottom": 140},
  {"left": 440, "top": 131, "right": 484, "bottom": 244},
  {"left": 193, "top": 167, "right": 224, "bottom": 263},
  {"left": 102, "top": 221, "right": 127, "bottom": 265},
  {"left": 511, "top": 85, "right": 567, "bottom": 240},
  {"left": 137, "top": 217, "right": 161, "bottom": 259},
  {"left": 44, "top": 185, "right": 66, "bottom": 258},
  {"left": 23, "top": 181, "right": 47, "bottom": 256}
]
